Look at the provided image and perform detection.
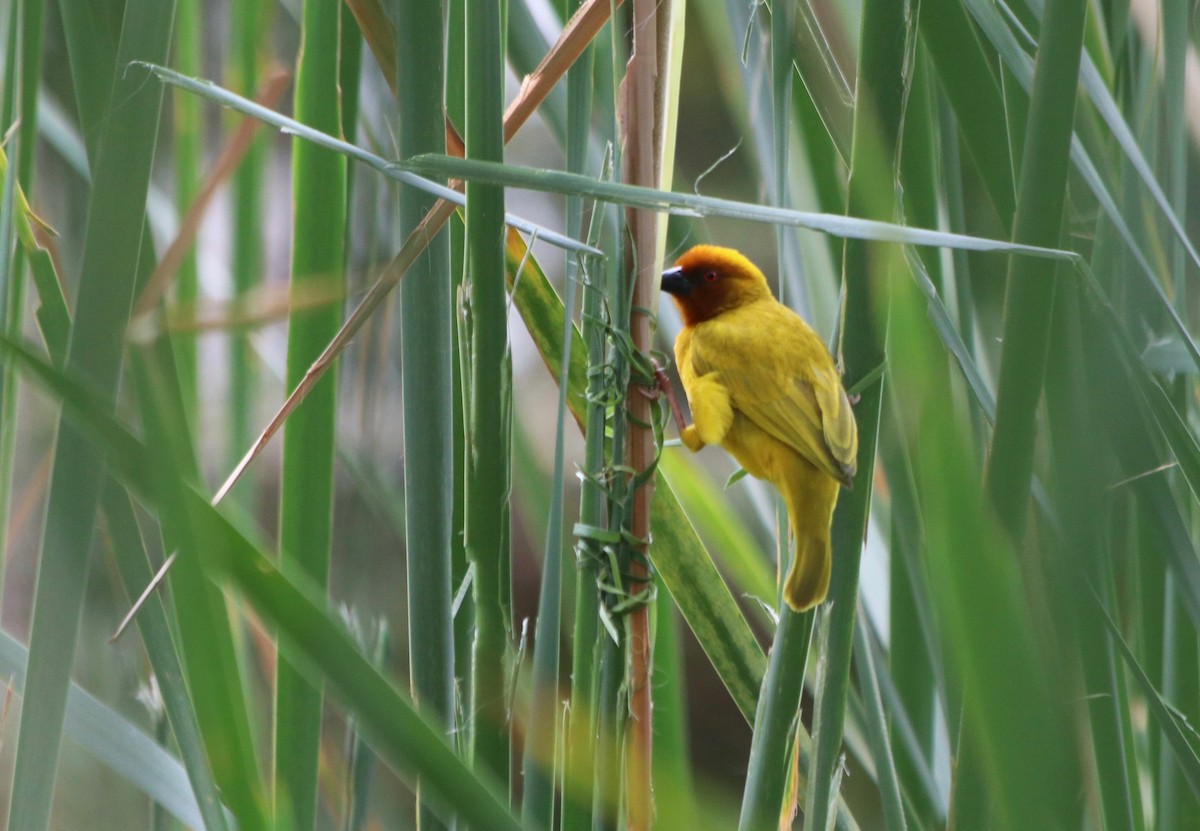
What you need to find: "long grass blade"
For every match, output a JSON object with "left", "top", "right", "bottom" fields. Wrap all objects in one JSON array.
[
  {"left": 7, "top": 2, "right": 176, "bottom": 827},
  {"left": 465, "top": 0, "right": 512, "bottom": 789},
  {"left": 274, "top": 1, "right": 347, "bottom": 825},
  {"left": 133, "top": 339, "right": 270, "bottom": 829},
  {"left": 561, "top": 77, "right": 604, "bottom": 829},
  {"left": 0, "top": 0, "right": 46, "bottom": 609},
  {"left": 134, "top": 62, "right": 597, "bottom": 255},
  {"left": 0, "top": 627, "right": 221, "bottom": 830},
  {"left": 171, "top": 0, "right": 201, "bottom": 415},
  {"left": 100, "top": 485, "right": 231, "bottom": 831},
  {"left": 852, "top": 604, "right": 908, "bottom": 831},
  {"left": 652, "top": 590, "right": 700, "bottom": 831},
  {"left": 395, "top": 1, "right": 455, "bottom": 828},
  {"left": 402, "top": 155, "right": 1075, "bottom": 259},
  {"left": 225, "top": 0, "right": 268, "bottom": 483},
  {"left": 985, "top": 0, "right": 1087, "bottom": 531},
  {"left": 1098, "top": 596, "right": 1200, "bottom": 800},
  {"left": 0, "top": 333, "right": 529, "bottom": 831},
  {"left": 803, "top": 0, "right": 906, "bottom": 823},
  {"left": 738, "top": 608, "right": 814, "bottom": 830}
]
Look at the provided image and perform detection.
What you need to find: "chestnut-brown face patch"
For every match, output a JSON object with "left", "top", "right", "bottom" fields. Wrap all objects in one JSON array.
[
  {"left": 665, "top": 268, "right": 745, "bottom": 325},
  {"left": 662, "top": 246, "right": 773, "bottom": 326}
]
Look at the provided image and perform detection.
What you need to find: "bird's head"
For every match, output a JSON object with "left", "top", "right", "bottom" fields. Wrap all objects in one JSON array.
[{"left": 661, "top": 245, "right": 774, "bottom": 326}]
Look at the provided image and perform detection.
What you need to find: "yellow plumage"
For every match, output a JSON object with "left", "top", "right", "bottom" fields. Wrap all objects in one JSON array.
[{"left": 662, "top": 245, "right": 858, "bottom": 611}]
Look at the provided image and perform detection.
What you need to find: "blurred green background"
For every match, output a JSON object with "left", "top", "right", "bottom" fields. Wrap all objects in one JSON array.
[{"left": 2, "top": 0, "right": 1200, "bottom": 829}]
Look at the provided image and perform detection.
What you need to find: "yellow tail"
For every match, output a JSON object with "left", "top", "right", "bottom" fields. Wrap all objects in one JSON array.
[
  {"left": 783, "top": 528, "right": 832, "bottom": 611},
  {"left": 779, "top": 460, "right": 841, "bottom": 612}
]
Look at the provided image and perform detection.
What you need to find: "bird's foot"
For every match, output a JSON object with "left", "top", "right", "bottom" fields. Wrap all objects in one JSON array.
[{"left": 642, "top": 360, "right": 692, "bottom": 437}]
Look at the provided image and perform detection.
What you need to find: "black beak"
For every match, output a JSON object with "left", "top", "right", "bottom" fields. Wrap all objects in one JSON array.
[{"left": 661, "top": 265, "right": 691, "bottom": 296}]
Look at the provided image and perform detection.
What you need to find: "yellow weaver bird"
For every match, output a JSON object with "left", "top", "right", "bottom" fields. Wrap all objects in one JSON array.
[{"left": 661, "top": 245, "right": 858, "bottom": 611}]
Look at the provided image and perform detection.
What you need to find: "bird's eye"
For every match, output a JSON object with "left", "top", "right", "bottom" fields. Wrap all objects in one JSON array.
[{"left": 704, "top": 270, "right": 718, "bottom": 283}]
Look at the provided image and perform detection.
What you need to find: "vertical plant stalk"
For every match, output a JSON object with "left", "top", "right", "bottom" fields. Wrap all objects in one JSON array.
[
  {"left": 852, "top": 606, "right": 908, "bottom": 831},
  {"left": 520, "top": 214, "right": 579, "bottom": 831},
  {"left": 0, "top": 0, "right": 45, "bottom": 605},
  {"left": 342, "top": 625, "right": 388, "bottom": 831},
  {"left": 0, "top": 63, "right": 19, "bottom": 612},
  {"left": 228, "top": 0, "right": 266, "bottom": 489},
  {"left": 593, "top": 629, "right": 627, "bottom": 828},
  {"left": 983, "top": 0, "right": 1088, "bottom": 537},
  {"left": 518, "top": 18, "right": 596, "bottom": 811},
  {"left": 276, "top": 0, "right": 346, "bottom": 827},
  {"left": 339, "top": 10, "right": 363, "bottom": 163},
  {"left": 621, "top": 0, "right": 661, "bottom": 827},
  {"left": 136, "top": 337, "right": 271, "bottom": 830},
  {"left": 396, "top": 1, "right": 455, "bottom": 828},
  {"left": 1043, "top": 289, "right": 1141, "bottom": 831},
  {"left": 444, "top": 0, "right": 474, "bottom": 753},
  {"left": 1160, "top": 10, "right": 1193, "bottom": 823},
  {"left": 882, "top": 402, "right": 940, "bottom": 826},
  {"left": 465, "top": 0, "right": 511, "bottom": 790},
  {"left": 887, "top": 52, "right": 941, "bottom": 828},
  {"left": 737, "top": 609, "right": 814, "bottom": 830},
  {"left": 770, "top": 0, "right": 793, "bottom": 306},
  {"left": 0, "top": 27, "right": 19, "bottom": 598},
  {"left": 595, "top": 22, "right": 628, "bottom": 815},
  {"left": 2, "top": 0, "right": 44, "bottom": 191},
  {"left": 560, "top": 5, "right": 599, "bottom": 828},
  {"left": 649, "top": 588, "right": 700, "bottom": 830},
  {"left": 172, "top": 0, "right": 201, "bottom": 415},
  {"left": 803, "top": 0, "right": 905, "bottom": 826},
  {"left": 738, "top": 2, "right": 817, "bottom": 825},
  {"left": 101, "top": 483, "right": 233, "bottom": 831},
  {"left": 917, "top": 0, "right": 1015, "bottom": 228},
  {"left": 1162, "top": 0, "right": 1188, "bottom": 318},
  {"left": 7, "top": 1, "right": 176, "bottom": 829},
  {"left": 1161, "top": 15, "right": 1195, "bottom": 826},
  {"left": 897, "top": 258, "right": 1078, "bottom": 829}
]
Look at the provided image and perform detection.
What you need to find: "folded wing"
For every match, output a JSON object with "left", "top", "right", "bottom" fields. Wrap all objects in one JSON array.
[{"left": 692, "top": 310, "right": 858, "bottom": 486}]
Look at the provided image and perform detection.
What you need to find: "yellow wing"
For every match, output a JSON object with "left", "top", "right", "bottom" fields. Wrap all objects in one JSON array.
[{"left": 689, "top": 302, "right": 858, "bottom": 486}]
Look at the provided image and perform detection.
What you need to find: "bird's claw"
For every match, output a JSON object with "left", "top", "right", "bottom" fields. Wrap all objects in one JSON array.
[
  {"left": 640, "top": 359, "right": 693, "bottom": 440},
  {"left": 655, "top": 365, "right": 692, "bottom": 437}
]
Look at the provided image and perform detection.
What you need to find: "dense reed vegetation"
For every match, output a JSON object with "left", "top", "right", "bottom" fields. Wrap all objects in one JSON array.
[{"left": 1, "top": 0, "right": 1199, "bottom": 828}]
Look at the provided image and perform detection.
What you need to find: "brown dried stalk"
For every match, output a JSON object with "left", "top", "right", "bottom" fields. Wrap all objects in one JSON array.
[{"left": 621, "top": 0, "right": 662, "bottom": 826}]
